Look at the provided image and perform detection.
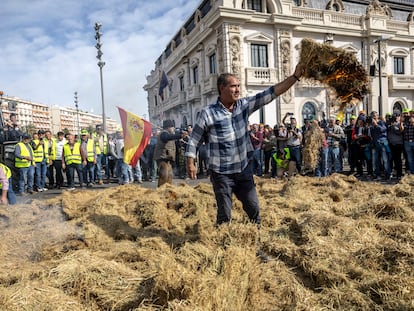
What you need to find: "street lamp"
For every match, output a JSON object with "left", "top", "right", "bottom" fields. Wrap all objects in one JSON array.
[
  {"left": 374, "top": 34, "right": 394, "bottom": 117},
  {"left": 94, "top": 22, "right": 106, "bottom": 133},
  {"left": 74, "top": 92, "right": 80, "bottom": 135}
]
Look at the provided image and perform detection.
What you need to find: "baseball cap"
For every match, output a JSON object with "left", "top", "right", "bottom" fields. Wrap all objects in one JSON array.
[
  {"left": 22, "top": 133, "right": 31, "bottom": 139},
  {"left": 80, "top": 129, "right": 89, "bottom": 135}
]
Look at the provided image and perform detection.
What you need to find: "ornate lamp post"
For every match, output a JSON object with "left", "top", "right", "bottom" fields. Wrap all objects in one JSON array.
[
  {"left": 374, "top": 35, "right": 394, "bottom": 117},
  {"left": 94, "top": 22, "right": 106, "bottom": 132},
  {"left": 74, "top": 92, "right": 80, "bottom": 135}
]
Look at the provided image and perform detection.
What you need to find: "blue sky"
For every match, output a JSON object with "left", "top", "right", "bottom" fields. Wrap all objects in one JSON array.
[{"left": 0, "top": 0, "right": 200, "bottom": 122}]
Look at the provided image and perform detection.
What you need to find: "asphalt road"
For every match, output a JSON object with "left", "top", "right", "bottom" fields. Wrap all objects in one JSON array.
[{"left": 15, "top": 174, "right": 212, "bottom": 205}]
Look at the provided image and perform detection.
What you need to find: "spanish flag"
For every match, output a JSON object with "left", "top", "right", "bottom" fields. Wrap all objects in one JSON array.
[{"left": 118, "top": 107, "right": 152, "bottom": 167}]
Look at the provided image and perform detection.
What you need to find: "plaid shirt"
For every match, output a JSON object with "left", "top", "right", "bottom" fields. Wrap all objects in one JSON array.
[
  {"left": 403, "top": 122, "right": 414, "bottom": 142},
  {"left": 185, "top": 86, "right": 276, "bottom": 174}
]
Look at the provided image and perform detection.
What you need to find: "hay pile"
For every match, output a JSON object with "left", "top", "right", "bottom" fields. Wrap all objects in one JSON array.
[
  {"left": 299, "top": 38, "right": 370, "bottom": 109},
  {"left": 1, "top": 175, "right": 414, "bottom": 310},
  {"left": 302, "top": 120, "right": 325, "bottom": 171}
]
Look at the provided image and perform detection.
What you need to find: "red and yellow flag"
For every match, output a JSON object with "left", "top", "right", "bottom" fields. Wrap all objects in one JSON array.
[{"left": 118, "top": 107, "right": 152, "bottom": 167}]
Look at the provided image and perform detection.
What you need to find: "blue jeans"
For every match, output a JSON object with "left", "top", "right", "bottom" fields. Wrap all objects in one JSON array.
[
  {"left": 404, "top": 140, "right": 414, "bottom": 174},
  {"left": 210, "top": 164, "right": 260, "bottom": 225},
  {"left": 35, "top": 160, "right": 47, "bottom": 189},
  {"left": 18, "top": 166, "right": 34, "bottom": 193},
  {"left": 372, "top": 139, "right": 391, "bottom": 178},
  {"left": 7, "top": 177, "right": 17, "bottom": 204},
  {"left": 67, "top": 163, "right": 83, "bottom": 187},
  {"left": 115, "top": 159, "right": 129, "bottom": 184},
  {"left": 328, "top": 146, "right": 341, "bottom": 174},
  {"left": 288, "top": 146, "right": 301, "bottom": 172},
  {"left": 251, "top": 149, "right": 263, "bottom": 176},
  {"left": 315, "top": 147, "right": 329, "bottom": 177},
  {"left": 95, "top": 153, "right": 109, "bottom": 180},
  {"left": 83, "top": 162, "right": 95, "bottom": 184}
]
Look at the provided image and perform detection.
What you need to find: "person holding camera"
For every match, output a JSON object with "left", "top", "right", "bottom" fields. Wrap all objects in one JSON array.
[
  {"left": 282, "top": 113, "right": 302, "bottom": 174},
  {"left": 369, "top": 111, "right": 391, "bottom": 181}
]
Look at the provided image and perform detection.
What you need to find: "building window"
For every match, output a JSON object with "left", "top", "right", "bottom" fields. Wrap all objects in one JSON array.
[
  {"left": 394, "top": 57, "right": 404, "bottom": 74},
  {"left": 393, "top": 102, "right": 403, "bottom": 115},
  {"left": 209, "top": 53, "right": 217, "bottom": 74},
  {"left": 179, "top": 76, "right": 185, "bottom": 91},
  {"left": 302, "top": 102, "right": 316, "bottom": 123},
  {"left": 193, "top": 66, "right": 198, "bottom": 84},
  {"left": 247, "top": 0, "right": 262, "bottom": 12},
  {"left": 251, "top": 44, "right": 268, "bottom": 67}
]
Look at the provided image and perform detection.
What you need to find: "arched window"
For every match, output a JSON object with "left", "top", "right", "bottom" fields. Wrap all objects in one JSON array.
[
  {"left": 393, "top": 102, "right": 403, "bottom": 115},
  {"left": 302, "top": 102, "right": 316, "bottom": 123}
]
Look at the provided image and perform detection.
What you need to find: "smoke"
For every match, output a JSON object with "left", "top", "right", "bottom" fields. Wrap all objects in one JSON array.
[{"left": 0, "top": 202, "right": 83, "bottom": 263}]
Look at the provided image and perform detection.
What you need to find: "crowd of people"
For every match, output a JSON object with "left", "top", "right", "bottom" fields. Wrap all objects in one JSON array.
[
  {"left": 0, "top": 116, "right": 196, "bottom": 205},
  {"left": 248, "top": 108, "right": 414, "bottom": 181},
  {"left": 1, "top": 105, "right": 413, "bottom": 206}
]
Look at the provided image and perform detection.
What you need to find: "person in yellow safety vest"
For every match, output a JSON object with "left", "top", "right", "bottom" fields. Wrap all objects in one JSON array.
[
  {"left": 45, "top": 130, "right": 57, "bottom": 189},
  {"left": 0, "top": 162, "right": 17, "bottom": 204},
  {"left": 14, "top": 133, "right": 35, "bottom": 195},
  {"left": 31, "top": 130, "right": 49, "bottom": 192},
  {"left": 272, "top": 147, "right": 297, "bottom": 178},
  {"left": 62, "top": 133, "right": 84, "bottom": 191},
  {"left": 80, "top": 129, "right": 96, "bottom": 187},
  {"left": 92, "top": 124, "right": 109, "bottom": 184}
]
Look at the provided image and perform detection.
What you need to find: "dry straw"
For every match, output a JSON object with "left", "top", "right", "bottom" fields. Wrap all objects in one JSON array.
[
  {"left": 1, "top": 176, "right": 413, "bottom": 310},
  {"left": 299, "top": 38, "right": 370, "bottom": 109}
]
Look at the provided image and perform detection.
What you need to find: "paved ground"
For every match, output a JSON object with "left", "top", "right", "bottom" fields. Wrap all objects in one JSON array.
[
  {"left": 15, "top": 174, "right": 212, "bottom": 205},
  {"left": 15, "top": 164, "right": 402, "bottom": 205}
]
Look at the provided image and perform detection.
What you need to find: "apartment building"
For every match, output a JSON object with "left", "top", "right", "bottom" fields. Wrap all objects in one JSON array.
[
  {"left": 0, "top": 94, "right": 119, "bottom": 134},
  {"left": 144, "top": 0, "right": 414, "bottom": 128}
]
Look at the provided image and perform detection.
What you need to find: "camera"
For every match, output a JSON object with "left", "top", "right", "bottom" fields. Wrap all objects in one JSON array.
[
  {"left": 365, "top": 116, "right": 373, "bottom": 125},
  {"left": 286, "top": 123, "right": 293, "bottom": 131}
]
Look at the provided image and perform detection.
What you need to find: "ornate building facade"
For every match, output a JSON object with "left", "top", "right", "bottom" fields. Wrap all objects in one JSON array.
[{"left": 144, "top": 0, "right": 414, "bottom": 128}]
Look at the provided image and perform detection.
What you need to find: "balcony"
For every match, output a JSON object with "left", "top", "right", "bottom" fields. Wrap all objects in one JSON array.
[
  {"left": 203, "top": 74, "right": 218, "bottom": 95},
  {"left": 187, "top": 84, "right": 201, "bottom": 101},
  {"left": 389, "top": 75, "right": 414, "bottom": 90},
  {"left": 245, "top": 68, "right": 278, "bottom": 86},
  {"left": 169, "top": 91, "right": 186, "bottom": 108}
]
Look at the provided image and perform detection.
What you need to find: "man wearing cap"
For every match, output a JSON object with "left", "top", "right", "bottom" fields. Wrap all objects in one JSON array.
[
  {"left": 62, "top": 133, "right": 84, "bottom": 191},
  {"left": 31, "top": 130, "right": 49, "bottom": 192},
  {"left": 80, "top": 129, "right": 96, "bottom": 187},
  {"left": 14, "top": 133, "right": 35, "bottom": 195},
  {"left": 154, "top": 120, "right": 187, "bottom": 186}
]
